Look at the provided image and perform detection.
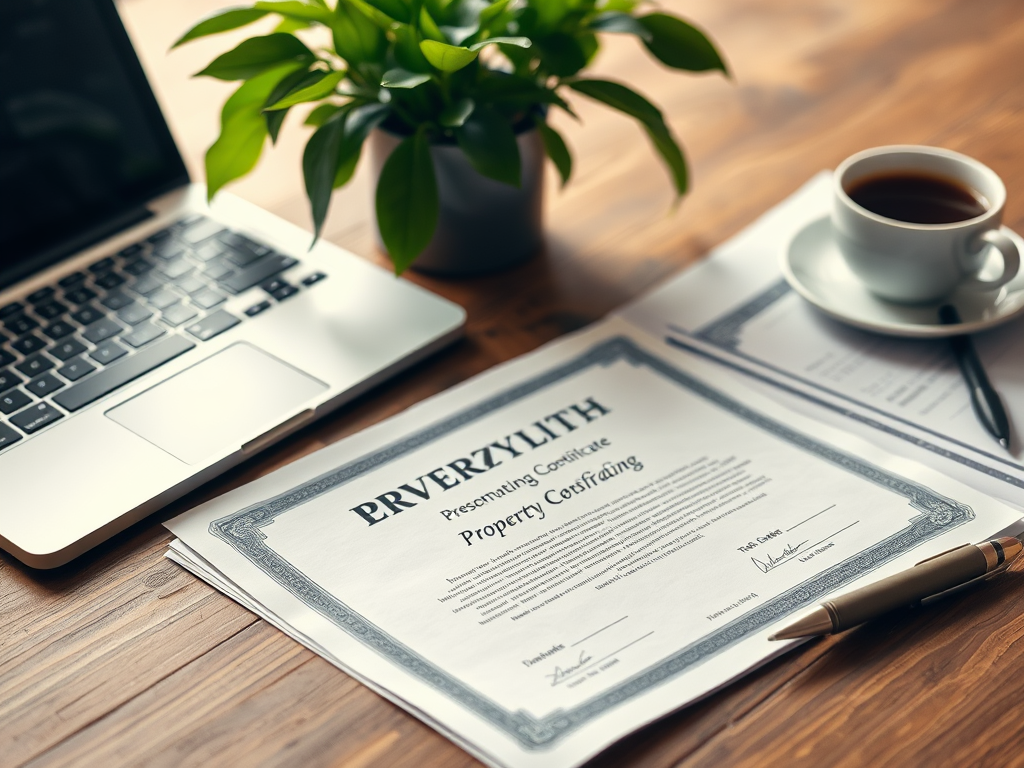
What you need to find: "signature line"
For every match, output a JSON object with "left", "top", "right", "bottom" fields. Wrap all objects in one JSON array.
[
  {"left": 553, "top": 632, "right": 655, "bottom": 687},
  {"left": 571, "top": 616, "right": 629, "bottom": 647},
  {"left": 805, "top": 521, "right": 860, "bottom": 551},
  {"left": 787, "top": 504, "right": 836, "bottom": 532}
]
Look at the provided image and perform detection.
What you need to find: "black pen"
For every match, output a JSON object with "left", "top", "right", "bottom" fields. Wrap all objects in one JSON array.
[{"left": 939, "top": 305, "right": 1011, "bottom": 450}]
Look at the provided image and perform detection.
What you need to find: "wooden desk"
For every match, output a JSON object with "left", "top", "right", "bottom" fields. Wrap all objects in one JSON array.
[{"left": 4, "top": 0, "right": 1024, "bottom": 765}]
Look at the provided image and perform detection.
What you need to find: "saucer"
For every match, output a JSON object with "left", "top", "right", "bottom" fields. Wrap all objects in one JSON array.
[{"left": 781, "top": 216, "right": 1024, "bottom": 338}]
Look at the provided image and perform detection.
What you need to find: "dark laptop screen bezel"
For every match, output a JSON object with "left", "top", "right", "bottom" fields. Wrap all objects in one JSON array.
[{"left": 0, "top": 0, "right": 190, "bottom": 291}]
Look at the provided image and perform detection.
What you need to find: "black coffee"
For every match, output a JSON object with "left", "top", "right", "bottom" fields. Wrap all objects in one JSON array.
[{"left": 846, "top": 171, "right": 988, "bottom": 224}]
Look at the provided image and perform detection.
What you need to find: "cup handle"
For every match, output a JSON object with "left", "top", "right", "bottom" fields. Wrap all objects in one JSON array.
[{"left": 960, "top": 229, "right": 1020, "bottom": 292}]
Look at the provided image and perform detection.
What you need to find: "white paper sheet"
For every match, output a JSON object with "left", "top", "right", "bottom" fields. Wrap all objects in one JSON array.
[
  {"left": 166, "top": 318, "right": 1023, "bottom": 768},
  {"left": 618, "top": 173, "right": 1024, "bottom": 509}
]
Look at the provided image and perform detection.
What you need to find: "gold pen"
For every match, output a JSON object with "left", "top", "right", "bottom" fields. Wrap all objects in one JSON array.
[{"left": 769, "top": 536, "right": 1023, "bottom": 641}]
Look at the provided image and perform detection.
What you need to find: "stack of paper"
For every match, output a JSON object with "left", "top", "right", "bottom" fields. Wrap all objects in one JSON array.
[{"left": 167, "top": 176, "right": 1024, "bottom": 768}]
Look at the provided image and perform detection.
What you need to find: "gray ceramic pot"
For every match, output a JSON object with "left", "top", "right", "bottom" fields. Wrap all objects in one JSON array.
[{"left": 368, "top": 125, "right": 545, "bottom": 276}]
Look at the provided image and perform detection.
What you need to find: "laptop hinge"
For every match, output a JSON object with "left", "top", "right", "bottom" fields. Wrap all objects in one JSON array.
[{"left": 0, "top": 205, "right": 155, "bottom": 292}]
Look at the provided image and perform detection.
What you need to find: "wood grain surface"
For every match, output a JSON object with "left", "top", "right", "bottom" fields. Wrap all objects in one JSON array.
[{"left": 4, "top": 0, "right": 1024, "bottom": 766}]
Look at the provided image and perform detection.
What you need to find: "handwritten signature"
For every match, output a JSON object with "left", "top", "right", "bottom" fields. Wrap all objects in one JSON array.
[
  {"left": 545, "top": 650, "right": 593, "bottom": 686},
  {"left": 751, "top": 541, "right": 808, "bottom": 573}
]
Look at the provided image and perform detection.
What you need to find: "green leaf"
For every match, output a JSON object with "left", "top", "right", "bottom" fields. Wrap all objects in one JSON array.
[
  {"left": 468, "top": 36, "right": 530, "bottom": 51},
  {"left": 376, "top": 128, "right": 439, "bottom": 273},
  {"left": 305, "top": 102, "right": 344, "bottom": 127},
  {"left": 569, "top": 78, "right": 687, "bottom": 196},
  {"left": 334, "top": 102, "right": 390, "bottom": 186},
  {"left": 195, "top": 34, "right": 315, "bottom": 80},
  {"left": 478, "top": 0, "right": 510, "bottom": 29},
  {"left": 393, "top": 24, "right": 432, "bottom": 71},
  {"left": 420, "top": 39, "right": 478, "bottom": 71},
  {"left": 439, "top": 97, "right": 474, "bottom": 127},
  {"left": 172, "top": 8, "right": 268, "bottom": 48},
  {"left": 274, "top": 16, "right": 312, "bottom": 32},
  {"left": 536, "top": 33, "right": 587, "bottom": 77},
  {"left": 266, "top": 69, "right": 346, "bottom": 108},
  {"left": 381, "top": 67, "right": 432, "bottom": 88},
  {"left": 262, "top": 67, "right": 316, "bottom": 142},
  {"left": 588, "top": 11, "right": 651, "bottom": 41},
  {"left": 303, "top": 111, "right": 347, "bottom": 241},
  {"left": 455, "top": 105, "right": 519, "bottom": 186},
  {"left": 333, "top": 1, "right": 386, "bottom": 63},
  {"left": 206, "top": 66, "right": 300, "bottom": 199},
  {"left": 534, "top": 117, "right": 571, "bottom": 186},
  {"left": 418, "top": 6, "right": 446, "bottom": 42},
  {"left": 637, "top": 13, "right": 728, "bottom": 74},
  {"left": 253, "top": 0, "right": 334, "bottom": 23},
  {"left": 357, "top": 0, "right": 411, "bottom": 23}
]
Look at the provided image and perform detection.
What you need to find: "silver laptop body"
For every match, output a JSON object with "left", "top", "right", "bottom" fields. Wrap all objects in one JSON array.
[{"left": 0, "top": 0, "right": 465, "bottom": 568}]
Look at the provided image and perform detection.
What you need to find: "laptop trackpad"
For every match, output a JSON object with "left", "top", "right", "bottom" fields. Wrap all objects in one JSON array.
[{"left": 107, "top": 343, "right": 327, "bottom": 465}]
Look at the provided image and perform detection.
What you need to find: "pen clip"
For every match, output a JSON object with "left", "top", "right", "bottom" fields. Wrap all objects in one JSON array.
[
  {"left": 918, "top": 561, "right": 1013, "bottom": 607},
  {"left": 915, "top": 543, "right": 971, "bottom": 567}
]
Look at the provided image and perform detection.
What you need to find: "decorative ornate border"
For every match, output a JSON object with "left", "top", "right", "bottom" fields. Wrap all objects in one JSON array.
[{"left": 210, "top": 336, "right": 972, "bottom": 749}]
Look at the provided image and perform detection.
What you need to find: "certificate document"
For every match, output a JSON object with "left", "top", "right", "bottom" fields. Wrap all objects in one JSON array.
[{"left": 166, "top": 318, "right": 1023, "bottom": 768}]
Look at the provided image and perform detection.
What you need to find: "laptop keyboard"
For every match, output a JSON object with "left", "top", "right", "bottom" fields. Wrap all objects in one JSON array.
[{"left": 0, "top": 214, "right": 327, "bottom": 453}]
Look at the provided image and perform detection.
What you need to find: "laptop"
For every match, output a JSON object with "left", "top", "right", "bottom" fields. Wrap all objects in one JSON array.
[{"left": 0, "top": 0, "right": 465, "bottom": 568}]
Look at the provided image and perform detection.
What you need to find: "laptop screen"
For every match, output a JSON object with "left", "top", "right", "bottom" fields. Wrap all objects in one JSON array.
[{"left": 0, "top": 0, "right": 188, "bottom": 289}]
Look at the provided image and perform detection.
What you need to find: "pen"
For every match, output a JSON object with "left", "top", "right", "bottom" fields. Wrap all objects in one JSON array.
[
  {"left": 768, "top": 536, "right": 1023, "bottom": 640},
  {"left": 939, "top": 304, "right": 1011, "bottom": 450}
]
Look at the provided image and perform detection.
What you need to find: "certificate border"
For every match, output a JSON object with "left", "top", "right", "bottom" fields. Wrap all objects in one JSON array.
[{"left": 209, "top": 336, "right": 973, "bottom": 749}]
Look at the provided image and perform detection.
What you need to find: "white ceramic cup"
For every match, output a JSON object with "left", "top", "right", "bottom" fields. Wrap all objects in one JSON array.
[{"left": 832, "top": 145, "right": 1019, "bottom": 304}]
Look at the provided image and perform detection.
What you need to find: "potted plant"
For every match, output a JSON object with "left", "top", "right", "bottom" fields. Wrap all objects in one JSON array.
[{"left": 174, "top": 0, "right": 726, "bottom": 275}]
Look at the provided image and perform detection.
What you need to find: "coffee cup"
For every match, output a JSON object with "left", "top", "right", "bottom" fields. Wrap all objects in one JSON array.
[{"left": 832, "top": 145, "right": 1019, "bottom": 304}]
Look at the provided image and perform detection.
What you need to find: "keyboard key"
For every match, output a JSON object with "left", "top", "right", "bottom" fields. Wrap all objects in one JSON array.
[
  {"left": 26, "top": 373, "right": 65, "bottom": 397},
  {"left": 59, "top": 272, "right": 87, "bottom": 288},
  {"left": 100, "top": 290, "right": 134, "bottom": 310},
  {"left": 301, "top": 271, "right": 327, "bottom": 286},
  {"left": 262, "top": 278, "right": 288, "bottom": 294},
  {"left": 65, "top": 286, "right": 98, "bottom": 304},
  {"left": 159, "top": 258, "right": 193, "bottom": 280},
  {"left": 94, "top": 271, "right": 126, "bottom": 290},
  {"left": 0, "top": 368, "right": 24, "bottom": 393},
  {"left": 147, "top": 228, "right": 173, "bottom": 245},
  {"left": 90, "top": 340, "right": 128, "bottom": 365},
  {"left": 202, "top": 260, "right": 234, "bottom": 281},
  {"left": 192, "top": 240, "right": 226, "bottom": 262},
  {"left": 123, "top": 257, "right": 155, "bottom": 276},
  {"left": 57, "top": 357, "right": 96, "bottom": 382},
  {"left": 27, "top": 286, "right": 55, "bottom": 303},
  {"left": 55, "top": 335, "right": 196, "bottom": 412},
  {"left": 174, "top": 275, "right": 207, "bottom": 295},
  {"left": 89, "top": 257, "right": 115, "bottom": 274},
  {"left": 179, "top": 218, "right": 224, "bottom": 244},
  {"left": 71, "top": 305, "right": 105, "bottom": 325},
  {"left": 5, "top": 314, "right": 39, "bottom": 335},
  {"left": 186, "top": 310, "right": 240, "bottom": 341},
  {"left": 34, "top": 300, "right": 67, "bottom": 320},
  {"left": 117, "top": 303, "right": 153, "bottom": 325},
  {"left": 83, "top": 318, "right": 123, "bottom": 344},
  {"left": 129, "top": 275, "right": 163, "bottom": 296},
  {"left": 12, "top": 333, "right": 47, "bottom": 355},
  {"left": 119, "top": 243, "right": 144, "bottom": 258},
  {"left": 152, "top": 241, "right": 187, "bottom": 261},
  {"left": 0, "top": 388, "right": 31, "bottom": 415},
  {"left": 0, "top": 350, "right": 15, "bottom": 368},
  {"left": 10, "top": 402, "right": 63, "bottom": 433},
  {"left": 191, "top": 288, "right": 225, "bottom": 310},
  {"left": 160, "top": 303, "right": 198, "bottom": 327},
  {"left": 0, "top": 302, "right": 25, "bottom": 319},
  {"left": 122, "top": 322, "right": 165, "bottom": 348},
  {"left": 271, "top": 284, "right": 299, "bottom": 301},
  {"left": 43, "top": 320, "right": 77, "bottom": 340},
  {"left": 245, "top": 300, "right": 271, "bottom": 317},
  {"left": 146, "top": 288, "right": 178, "bottom": 310},
  {"left": 50, "top": 338, "right": 87, "bottom": 361},
  {"left": 16, "top": 353, "right": 54, "bottom": 377},
  {"left": 224, "top": 237, "right": 271, "bottom": 267},
  {"left": 219, "top": 254, "right": 297, "bottom": 294},
  {"left": 0, "top": 422, "right": 21, "bottom": 450}
]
